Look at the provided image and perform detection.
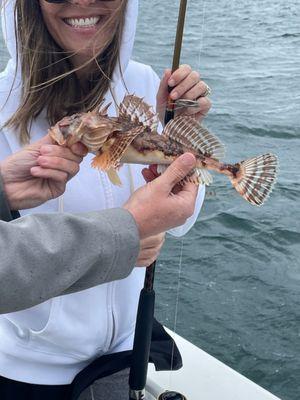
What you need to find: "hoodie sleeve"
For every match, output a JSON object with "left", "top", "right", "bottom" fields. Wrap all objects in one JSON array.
[{"left": 0, "top": 208, "right": 140, "bottom": 314}]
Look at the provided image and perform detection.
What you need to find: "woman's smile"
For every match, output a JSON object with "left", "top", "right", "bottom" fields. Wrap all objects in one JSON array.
[
  {"left": 64, "top": 16, "right": 101, "bottom": 29},
  {"left": 62, "top": 14, "right": 103, "bottom": 36},
  {"left": 39, "top": 1, "right": 120, "bottom": 66}
]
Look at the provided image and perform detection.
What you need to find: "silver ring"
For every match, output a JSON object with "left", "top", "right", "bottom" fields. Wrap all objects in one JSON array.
[{"left": 201, "top": 84, "right": 212, "bottom": 97}]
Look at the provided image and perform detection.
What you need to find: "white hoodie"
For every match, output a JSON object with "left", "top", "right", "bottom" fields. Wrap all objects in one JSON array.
[{"left": 0, "top": 0, "right": 205, "bottom": 385}]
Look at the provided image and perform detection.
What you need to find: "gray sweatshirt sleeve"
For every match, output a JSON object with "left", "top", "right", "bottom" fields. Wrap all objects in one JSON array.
[{"left": 0, "top": 178, "right": 140, "bottom": 314}]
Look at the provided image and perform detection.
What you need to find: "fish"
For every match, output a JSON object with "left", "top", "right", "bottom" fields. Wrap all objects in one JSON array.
[{"left": 49, "top": 95, "right": 278, "bottom": 206}]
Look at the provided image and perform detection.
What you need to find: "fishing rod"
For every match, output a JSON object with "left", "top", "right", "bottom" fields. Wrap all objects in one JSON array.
[{"left": 128, "top": 2, "right": 188, "bottom": 400}]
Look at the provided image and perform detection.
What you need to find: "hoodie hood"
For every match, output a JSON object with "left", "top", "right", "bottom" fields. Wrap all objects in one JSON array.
[{"left": 0, "top": 0, "right": 138, "bottom": 125}]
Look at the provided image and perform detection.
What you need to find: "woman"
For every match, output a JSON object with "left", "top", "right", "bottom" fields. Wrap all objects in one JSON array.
[{"left": 0, "top": 0, "right": 211, "bottom": 398}]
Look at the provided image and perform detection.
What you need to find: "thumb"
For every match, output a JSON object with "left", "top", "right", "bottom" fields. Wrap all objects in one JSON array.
[
  {"left": 37, "top": 133, "right": 55, "bottom": 146},
  {"left": 156, "top": 153, "right": 196, "bottom": 190},
  {"left": 31, "top": 134, "right": 55, "bottom": 149},
  {"left": 25, "top": 133, "right": 55, "bottom": 152}
]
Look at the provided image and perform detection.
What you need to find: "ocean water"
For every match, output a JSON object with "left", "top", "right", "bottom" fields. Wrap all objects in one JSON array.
[
  {"left": 134, "top": 1, "right": 300, "bottom": 399},
  {"left": 1, "top": 1, "right": 299, "bottom": 399}
]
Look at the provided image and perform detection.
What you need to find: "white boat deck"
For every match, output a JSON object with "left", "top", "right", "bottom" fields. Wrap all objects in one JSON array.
[{"left": 146, "top": 329, "right": 281, "bottom": 400}]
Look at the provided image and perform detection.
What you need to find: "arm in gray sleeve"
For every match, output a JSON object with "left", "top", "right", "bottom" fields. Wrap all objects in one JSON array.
[
  {"left": 0, "top": 173, "right": 139, "bottom": 313},
  {"left": 0, "top": 207, "right": 139, "bottom": 314}
]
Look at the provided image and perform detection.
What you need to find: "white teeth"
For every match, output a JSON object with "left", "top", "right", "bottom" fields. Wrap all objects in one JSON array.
[{"left": 65, "top": 16, "right": 100, "bottom": 28}]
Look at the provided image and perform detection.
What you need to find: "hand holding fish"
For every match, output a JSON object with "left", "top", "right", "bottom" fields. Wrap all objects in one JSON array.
[
  {"left": 0, "top": 135, "right": 87, "bottom": 210},
  {"left": 156, "top": 64, "right": 212, "bottom": 123},
  {"left": 123, "top": 153, "right": 198, "bottom": 239}
]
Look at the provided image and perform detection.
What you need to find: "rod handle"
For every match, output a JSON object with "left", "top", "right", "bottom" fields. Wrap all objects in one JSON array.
[{"left": 129, "top": 288, "right": 155, "bottom": 392}]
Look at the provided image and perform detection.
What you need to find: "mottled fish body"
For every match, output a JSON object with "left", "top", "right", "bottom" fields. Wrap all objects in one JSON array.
[{"left": 49, "top": 95, "right": 278, "bottom": 206}]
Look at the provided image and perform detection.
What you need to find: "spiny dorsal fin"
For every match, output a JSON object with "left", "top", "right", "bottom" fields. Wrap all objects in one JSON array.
[
  {"left": 97, "top": 102, "right": 111, "bottom": 116},
  {"left": 119, "top": 95, "right": 159, "bottom": 133},
  {"left": 164, "top": 116, "right": 226, "bottom": 160}
]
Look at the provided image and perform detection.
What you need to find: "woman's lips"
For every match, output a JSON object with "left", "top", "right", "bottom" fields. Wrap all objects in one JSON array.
[{"left": 63, "top": 16, "right": 101, "bottom": 31}]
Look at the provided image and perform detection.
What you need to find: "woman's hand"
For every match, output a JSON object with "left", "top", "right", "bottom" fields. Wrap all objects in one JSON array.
[
  {"left": 156, "top": 64, "right": 211, "bottom": 124},
  {"left": 136, "top": 233, "right": 165, "bottom": 267},
  {"left": 0, "top": 134, "right": 87, "bottom": 210}
]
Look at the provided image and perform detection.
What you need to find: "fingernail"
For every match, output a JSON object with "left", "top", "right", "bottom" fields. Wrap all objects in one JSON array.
[
  {"left": 180, "top": 153, "right": 196, "bottom": 168},
  {"left": 40, "top": 145, "right": 53, "bottom": 154},
  {"left": 30, "top": 166, "right": 39, "bottom": 175},
  {"left": 168, "top": 79, "right": 175, "bottom": 87},
  {"left": 37, "top": 156, "right": 47, "bottom": 165},
  {"left": 171, "top": 90, "right": 178, "bottom": 100}
]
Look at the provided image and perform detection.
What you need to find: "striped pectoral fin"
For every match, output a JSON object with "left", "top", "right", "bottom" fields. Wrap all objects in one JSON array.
[
  {"left": 230, "top": 153, "right": 278, "bottom": 206},
  {"left": 91, "top": 155, "right": 122, "bottom": 186},
  {"left": 163, "top": 116, "right": 226, "bottom": 160},
  {"left": 92, "top": 151, "right": 112, "bottom": 170},
  {"left": 92, "top": 127, "right": 143, "bottom": 171}
]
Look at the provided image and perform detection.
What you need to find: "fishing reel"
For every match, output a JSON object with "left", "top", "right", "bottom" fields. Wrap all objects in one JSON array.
[{"left": 157, "top": 391, "right": 187, "bottom": 400}]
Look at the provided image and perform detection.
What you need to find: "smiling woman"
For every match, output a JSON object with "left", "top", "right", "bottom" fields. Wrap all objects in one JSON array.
[
  {"left": 5, "top": 0, "right": 126, "bottom": 144},
  {"left": 39, "top": 0, "right": 122, "bottom": 65}
]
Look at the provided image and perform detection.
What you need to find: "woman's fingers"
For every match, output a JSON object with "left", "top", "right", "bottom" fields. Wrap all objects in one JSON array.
[
  {"left": 137, "top": 251, "right": 159, "bottom": 266},
  {"left": 191, "top": 100, "right": 211, "bottom": 122},
  {"left": 140, "top": 233, "right": 165, "bottom": 250},
  {"left": 169, "top": 67, "right": 211, "bottom": 119},
  {"left": 169, "top": 68, "right": 199, "bottom": 100},
  {"left": 178, "top": 97, "right": 212, "bottom": 119},
  {"left": 168, "top": 65, "right": 193, "bottom": 87},
  {"left": 30, "top": 166, "right": 68, "bottom": 183},
  {"left": 40, "top": 144, "right": 85, "bottom": 163},
  {"left": 157, "top": 64, "right": 212, "bottom": 122},
  {"left": 37, "top": 143, "right": 87, "bottom": 180},
  {"left": 36, "top": 156, "right": 80, "bottom": 179},
  {"left": 181, "top": 80, "right": 209, "bottom": 101},
  {"left": 137, "top": 233, "right": 166, "bottom": 266}
]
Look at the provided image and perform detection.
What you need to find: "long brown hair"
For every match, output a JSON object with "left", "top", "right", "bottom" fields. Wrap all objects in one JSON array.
[{"left": 3, "top": 0, "right": 127, "bottom": 144}]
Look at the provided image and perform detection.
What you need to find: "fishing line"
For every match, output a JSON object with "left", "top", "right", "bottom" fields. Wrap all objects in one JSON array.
[
  {"left": 90, "top": 385, "right": 95, "bottom": 400},
  {"left": 168, "top": 0, "right": 207, "bottom": 383},
  {"left": 196, "top": 0, "right": 207, "bottom": 71},
  {"left": 168, "top": 236, "right": 184, "bottom": 389}
]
